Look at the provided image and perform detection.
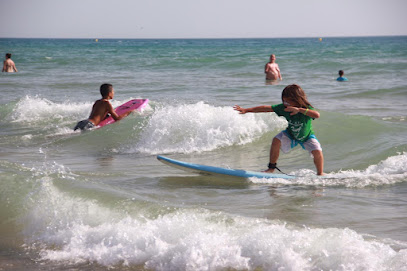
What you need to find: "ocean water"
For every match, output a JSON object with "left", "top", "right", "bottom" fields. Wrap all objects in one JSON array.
[{"left": 0, "top": 37, "right": 407, "bottom": 270}]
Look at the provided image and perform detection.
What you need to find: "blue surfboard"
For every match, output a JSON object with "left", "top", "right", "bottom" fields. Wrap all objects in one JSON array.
[{"left": 157, "top": 155, "right": 296, "bottom": 179}]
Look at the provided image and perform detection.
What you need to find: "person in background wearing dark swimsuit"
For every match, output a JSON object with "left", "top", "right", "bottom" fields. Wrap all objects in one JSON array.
[{"left": 2, "top": 53, "right": 18, "bottom": 72}]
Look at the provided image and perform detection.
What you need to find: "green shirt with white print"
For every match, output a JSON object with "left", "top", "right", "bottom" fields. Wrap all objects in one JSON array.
[{"left": 271, "top": 103, "right": 315, "bottom": 142}]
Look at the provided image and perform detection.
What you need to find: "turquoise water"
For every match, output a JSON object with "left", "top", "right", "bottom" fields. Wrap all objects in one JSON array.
[{"left": 1, "top": 37, "right": 407, "bottom": 270}]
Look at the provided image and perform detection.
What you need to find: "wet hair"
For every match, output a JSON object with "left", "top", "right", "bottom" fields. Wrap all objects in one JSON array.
[
  {"left": 281, "top": 84, "right": 312, "bottom": 108},
  {"left": 100, "top": 83, "right": 113, "bottom": 97},
  {"left": 5, "top": 53, "right": 11, "bottom": 58},
  {"left": 338, "top": 70, "right": 344, "bottom": 76}
]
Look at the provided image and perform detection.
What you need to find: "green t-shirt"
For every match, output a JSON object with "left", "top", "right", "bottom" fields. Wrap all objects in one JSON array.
[{"left": 272, "top": 103, "right": 315, "bottom": 142}]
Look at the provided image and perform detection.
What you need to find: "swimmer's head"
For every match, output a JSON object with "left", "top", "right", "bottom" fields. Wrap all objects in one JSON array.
[{"left": 100, "top": 83, "right": 114, "bottom": 98}]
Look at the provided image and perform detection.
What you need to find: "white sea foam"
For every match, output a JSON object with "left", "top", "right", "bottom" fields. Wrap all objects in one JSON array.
[
  {"left": 27, "top": 197, "right": 407, "bottom": 270},
  {"left": 40, "top": 213, "right": 405, "bottom": 270},
  {"left": 250, "top": 153, "right": 407, "bottom": 188},
  {"left": 10, "top": 95, "right": 136, "bottom": 124},
  {"left": 17, "top": 160, "right": 406, "bottom": 270},
  {"left": 10, "top": 96, "right": 91, "bottom": 123},
  {"left": 135, "top": 101, "right": 286, "bottom": 154}
]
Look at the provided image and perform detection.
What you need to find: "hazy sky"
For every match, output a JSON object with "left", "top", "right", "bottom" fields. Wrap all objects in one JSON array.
[{"left": 1, "top": 0, "right": 406, "bottom": 39}]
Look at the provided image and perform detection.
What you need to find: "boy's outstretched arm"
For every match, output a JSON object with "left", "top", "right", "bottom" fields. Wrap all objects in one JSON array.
[
  {"left": 234, "top": 105, "right": 273, "bottom": 114},
  {"left": 107, "top": 102, "right": 131, "bottom": 121}
]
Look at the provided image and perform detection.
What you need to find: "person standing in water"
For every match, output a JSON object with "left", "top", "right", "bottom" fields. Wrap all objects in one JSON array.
[
  {"left": 2, "top": 53, "right": 18, "bottom": 72},
  {"left": 264, "top": 54, "right": 282, "bottom": 81},
  {"left": 234, "top": 84, "right": 324, "bottom": 175}
]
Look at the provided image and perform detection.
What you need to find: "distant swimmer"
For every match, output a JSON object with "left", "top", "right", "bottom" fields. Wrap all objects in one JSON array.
[
  {"left": 2, "top": 53, "right": 18, "bottom": 72},
  {"left": 264, "top": 54, "right": 282, "bottom": 81},
  {"left": 336, "top": 70, "right": 348, "bottom": 81},
  {"left": 74, "top": 83, "right": 131, "bottom": 131}
]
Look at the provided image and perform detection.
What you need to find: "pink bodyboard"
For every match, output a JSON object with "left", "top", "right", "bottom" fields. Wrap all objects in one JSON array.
[{"left": 97, "top": 99, "right": 149, "bottom": 128}]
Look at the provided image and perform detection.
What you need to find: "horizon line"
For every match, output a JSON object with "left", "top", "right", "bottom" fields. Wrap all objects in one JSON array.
[{"left": 1, "top": 34, "right": 406, "bottom": 40}]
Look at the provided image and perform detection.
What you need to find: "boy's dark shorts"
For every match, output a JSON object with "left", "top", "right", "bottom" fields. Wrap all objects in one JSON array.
[{"left": 74, "top": 119, "right": 95, "bottom": 131}]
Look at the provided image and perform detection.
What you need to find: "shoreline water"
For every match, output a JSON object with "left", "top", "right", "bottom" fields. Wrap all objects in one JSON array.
[{"left": 1, "top": 36, "right": 406, "bottom": 270}]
